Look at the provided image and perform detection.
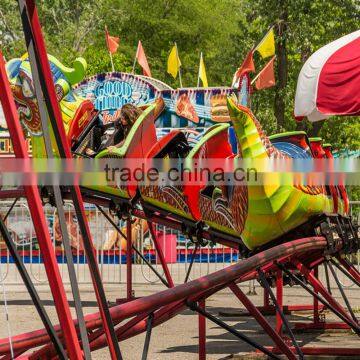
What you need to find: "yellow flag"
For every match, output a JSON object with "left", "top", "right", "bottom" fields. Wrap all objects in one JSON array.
[
  {"left": 198, "top": 52, "right": 208, "bottom": 87},
  {"left": 255, "top": 27, "right": 275, "bottom": 59},
  {"left": 167, "top": 44, "right": 181, "bottom": 78}
]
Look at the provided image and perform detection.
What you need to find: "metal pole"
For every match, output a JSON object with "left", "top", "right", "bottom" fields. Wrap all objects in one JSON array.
[
  {"left": 132, "top": 41, "right": 139, "bottom": 74},
  {"left": 331, "top": 258, "right": 360, "bottom": 288},
  {"left": 229, "top": 282, "right": 296, "bottom": 360},
  {"left": 19, "top": 3, "right": 91, "bottom": 356},
  {"left": 197, "top": 52, "right": 201, "bottom": 88},
  {"left": 0, "top": 45, "right": 83, "bottom": 360},
  {"left": 198, "top": 299, "right": 206, "bottom": 360},
  {"left": 23, "top": 1, "right": 123, "bottom": 357},
  {"left": 184, "top": 244, "right": 199, "bottom": 283},
  {"left": 278, "top": 263, "right": 360, "bottom": 334},
  {"left": 187, "top": 301, "right": 281, "bottom": 360},
  {"left": 327, "top": 261, "right": 358, "bottom": 324},
  {"left": 313, "top": 266, "right": 320, "bottom": 324},
  {"left": 95, "top": 205, "right": 169, "bottom": 287},
  {"left": 3, "top": 198, "right": 19, "bottom": 221},
  {"left": 257, "top": 269, "right": 304, "bottom": 359},
  {"left": 147, "top": 221, "right": 174, "bottom": 288},
  {"left": 141, "top": 313, "right": 154, "bottom": 360},
  {"left": 127, "top": 218, "right": 133, "bottom": 300},
  {"left": 0, "top": 216, "right": 66, "bottom": 359},
  {"left": 175, "top": 43, "right": 183, "bottom": 88}
]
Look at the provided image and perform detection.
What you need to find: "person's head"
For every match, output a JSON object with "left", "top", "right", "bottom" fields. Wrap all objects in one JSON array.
[{"left": 117, "top": 103, "right": 142, "bottom": 129}]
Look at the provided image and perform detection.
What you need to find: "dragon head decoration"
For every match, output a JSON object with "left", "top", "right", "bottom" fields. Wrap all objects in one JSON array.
[{"left": 6, "top": 54, "right": 92, "bottom": 156}]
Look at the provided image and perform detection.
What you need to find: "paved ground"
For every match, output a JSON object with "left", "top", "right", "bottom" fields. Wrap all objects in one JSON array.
[{"left": 0, "top": 280, "right": 359, "bottom": 359}]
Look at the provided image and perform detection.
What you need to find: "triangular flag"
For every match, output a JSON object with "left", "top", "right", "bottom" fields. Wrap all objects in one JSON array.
[
  {"left": 254, "top": 56, "right": 276, "bottom": 90},
  {"left": 136, "top": 40, "right": 152, "bottom": 77},
  {"left": 236, "top": 50, "right": 255, "bottom": 78},
  {"left": 198, "top": 52, "right": 208, "bottom": 87},
  {"left": 167, "top": 44, "right": 181, "bottom": 79},
  {"left": 255, "top": 27, "right": 275, "bottom": 59},
  {"left": 105, "top": 26, "right": 119, "bottom": 54}
]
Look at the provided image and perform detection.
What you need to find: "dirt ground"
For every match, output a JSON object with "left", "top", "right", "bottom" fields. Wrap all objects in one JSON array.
[{"left": 0, "top": 280, "right": 359, "bottom": 359}]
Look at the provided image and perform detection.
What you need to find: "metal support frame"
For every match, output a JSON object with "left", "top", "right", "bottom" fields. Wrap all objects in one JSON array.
[
  {"left": 147, "top": 221, "right": 174, "bottom": 288},
  {"left": 187, "top": 301, "right": 281, "bottom": 360},
  {"left": 2, "top": 198, "right": 19, "bottom": 222},
  {"left": 198, "top": 299, "right": 206, "bottom": 360},
  {"left": 184, "top": 243, "right": 199, "bottom": 283},
  {"left": 293, "top": 259, "right": 360, "bottom": 333},
  {"left": 18, "top": 2, "right": 91, "bottom": 356},
  {"left": 313, "top": 266, "right": 320, "bottom": 324},
  {"left": 323, "top": 261, "right": 332, "bottom": 294},
  {"left": 96, "top": 205, "right": 170, "bottom": 287},
  {"left": 327, "top": 261, "right": 358, "bottom": 324},
  {"left": 0, "top": 42, "right": 83, "bottom": 359},
  {"left": 20, "top": 1, "right": 123, "bottom": 358},
  {"left": 337, "top": 257, "right": 360, "bottom": 286},
  {"left": 127, "top": 218, "right": 133, "bottom": 300},
  {"left": 141, "top": 313, "right": 154, "bottom": 360},
  {"left": 257, "top": 269, "right": 304, "bottom": 359},
  {"left": 0, "top": 216, "right": 66, "bottom": 359},
  {"left": 229, "top": 282, "right": 296, "bottom": 360}
]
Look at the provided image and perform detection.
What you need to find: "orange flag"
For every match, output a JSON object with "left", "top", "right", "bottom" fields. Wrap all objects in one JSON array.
[
  {"left": 254, "top": 56, "right": 276, "bottom": 90},
  {"left": 236, "top": 50, "right": 255, "bottom": 78},
  {"left": 105, "top": 26, "right": 119, "bottom": 54},
  {"left": 136, "top": 40, "right": 152, "bottom": 77}
]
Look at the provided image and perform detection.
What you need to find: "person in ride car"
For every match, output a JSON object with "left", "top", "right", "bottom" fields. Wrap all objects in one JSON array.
[
  {"left": 107, "top": 103, "right": 142, "bottom": 153},
  {"left": 85, "top": 103, "right": 142, "bottom": 156}
]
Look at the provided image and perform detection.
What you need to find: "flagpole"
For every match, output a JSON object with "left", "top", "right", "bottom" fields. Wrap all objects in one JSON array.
[
  {"left": 105, "top": 26, "right": 115, "bottom": 72},
  {"left": 109, "top": 51, "right": 115, "bottom": 72},
  {"left": 132, "top": 41, "right": 139, "bottom": 74},
  {"left": 197, "top": 52, "right": 202, "bottom": 88},
  {"left": 251, "top": 55, "right": 276, "bottom": 85},
  {"left": 175, "top": 42, "right": 183, "bottom": 88}
]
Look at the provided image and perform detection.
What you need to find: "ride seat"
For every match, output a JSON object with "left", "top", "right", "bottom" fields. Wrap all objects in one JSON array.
[
  {"left": 95, "top": 98, "right": 165, "bottom": 198},
  {"left": 184, "top": 123, "right": 233, "bottom": 220}
]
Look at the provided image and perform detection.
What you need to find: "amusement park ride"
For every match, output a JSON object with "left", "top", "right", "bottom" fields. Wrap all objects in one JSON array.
[{"left": 0, "top": 0, "right": 359, "bottom": 359}]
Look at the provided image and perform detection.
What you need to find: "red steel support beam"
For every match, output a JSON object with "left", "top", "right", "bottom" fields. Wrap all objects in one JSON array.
[
  {"left": 23, "top": 1, "right": 122, "bottom": 358},
  {"left": 294, "top": 259, "right": 359, "bottom": 330},
  {"left": 275, "top": 268, "right": 283, "bottom": 334},
  {"left": 313, "top": 266, "right": 320, "bottom": 324},
  {"left": 0, "top": 52, "right": 83, "bottom": 359},
  {"left": 229, "top": 283, "right": 296, "bottom": 360},
  {"left": 338, "top": 256, "right": 360, "bottom": 284},
  {"left": 0, "top": 237, "right": 328, "bottom": 355},
  {"left": 127, "top": 218, "right": 133, "bottom": 300},
  {"left": 198, "top": 299, "right": 206, "bottom": 360},
  {"left": 148, "top": 221, "right": 175, "bottom": 288}
]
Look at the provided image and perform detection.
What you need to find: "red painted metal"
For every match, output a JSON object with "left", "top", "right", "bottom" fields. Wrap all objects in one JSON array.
[
  {"left": 198, "top": 299, "right": 206, "bottom": 360},
  {"left": 24, "top": 1, "right": 122, "bottom": 358},
  {"left": 338, "top": 256, "right": 360, "bottom": 284},
  {"left": 294, "top": 322, "right": 350, "bottom": 330},
  {"left": 268, "top": 346, "right": 360, "bottom": 356},
  {"left": 0, "top": 52, "right": 83, "bottom": 359},
  {"left": 229, "top": 283, "right": 296, "bottom": 360},
  {"left": 275, "top": 268, "right": 283, "bottom": 334},
  {"left": 0, "top": 237, "right": 327, "bottom": 355},
  {"left": 148, "top": 221, "right": 175, "bottom": 288},
  {"left": 0, "top": 189, "right": 24, "bottom": 199},
  {"left": 127, "top": 219, "right": 133, "bottom": 300},
  {"left": 313, "top": 266, "right": 320, "bottom": 324},
  {"left": 294, "top": 259, "right": 359, "bottom": 329}
]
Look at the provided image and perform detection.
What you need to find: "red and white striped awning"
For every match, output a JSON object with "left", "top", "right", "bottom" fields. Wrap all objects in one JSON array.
[{"left": 294, "top": 30, "right": 360, "bottom": 122}]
